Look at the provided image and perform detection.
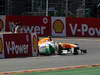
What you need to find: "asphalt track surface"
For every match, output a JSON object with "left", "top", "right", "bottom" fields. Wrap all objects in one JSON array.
[{"left": 0, "top": 37, "right": 100, "bottom": 72}]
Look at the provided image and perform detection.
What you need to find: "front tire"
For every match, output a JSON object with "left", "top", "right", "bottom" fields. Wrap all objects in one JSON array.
[{"left": 57, "top": 45, "right": 63, "bottom": 55}]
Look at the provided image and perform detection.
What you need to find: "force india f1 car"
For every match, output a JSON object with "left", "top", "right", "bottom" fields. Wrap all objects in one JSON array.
[{"left": 38, "top": 38, "right": 87, "bottom": 55}]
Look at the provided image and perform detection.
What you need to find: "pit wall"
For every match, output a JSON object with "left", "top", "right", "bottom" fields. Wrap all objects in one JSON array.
[{"left": 0, "top": 16, "right": 100, "bottom": 37}]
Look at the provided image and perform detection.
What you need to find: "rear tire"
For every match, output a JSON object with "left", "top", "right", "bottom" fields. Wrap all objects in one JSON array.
[{"left": 73, "top": 47, "right": 79, "bottom": 55}]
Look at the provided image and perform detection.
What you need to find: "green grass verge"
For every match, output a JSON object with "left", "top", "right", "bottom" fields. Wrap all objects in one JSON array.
[{"left": 15, "top": 67, "right": 100, "bottom": 75}]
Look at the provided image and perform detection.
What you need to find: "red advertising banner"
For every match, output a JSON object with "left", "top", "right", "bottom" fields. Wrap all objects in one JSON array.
[
  {"left": 66, "top": 17, "right": 100, "bottom": 37},
  {"left": 6, "top": 16, "right": 51, "bottom": 36},
  {"left": 3, "top": 33, "right": 33, "bottom": 58}
]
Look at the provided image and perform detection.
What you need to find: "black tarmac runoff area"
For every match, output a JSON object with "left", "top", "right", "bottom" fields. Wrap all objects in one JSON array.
[{"left": 0, "top": 37, "right": 100, "bottom": 72}]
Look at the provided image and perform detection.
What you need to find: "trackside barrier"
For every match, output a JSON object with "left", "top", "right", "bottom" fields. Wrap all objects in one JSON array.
[
  {"left": 0, "top": 33, "right": 38, "bottom": 58},
  {"left": 6, "top": 16, "right": 51, "bottom": 36},
  {"left": 66, "top": 17, "right": 100, "bottom": 37},
  {"left": 4, "top": 16, "right": 100, "bottom": 37}
]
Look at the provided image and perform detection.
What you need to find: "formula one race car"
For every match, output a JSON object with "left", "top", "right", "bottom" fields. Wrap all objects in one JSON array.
[{"left": 38, "top": 38, "right": 87, "bottom": 55}]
